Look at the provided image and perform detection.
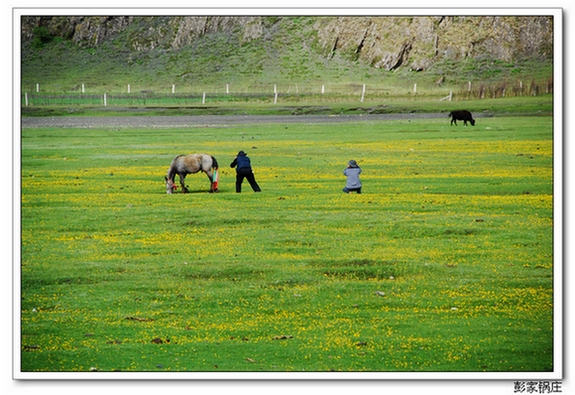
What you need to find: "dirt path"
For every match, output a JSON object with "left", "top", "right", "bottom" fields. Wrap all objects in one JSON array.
[{"left": 21, "top": 113, "right": 447, "bottom": 129}]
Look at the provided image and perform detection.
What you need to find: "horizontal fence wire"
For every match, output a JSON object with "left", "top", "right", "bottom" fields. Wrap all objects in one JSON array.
[{"left": 22, "top": 78, "right": 553, "bottom": 107}]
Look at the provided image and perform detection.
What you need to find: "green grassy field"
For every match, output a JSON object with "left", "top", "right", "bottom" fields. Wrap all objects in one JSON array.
[{"left": 20, "top": 115, "right": 554, "bottom": 373}]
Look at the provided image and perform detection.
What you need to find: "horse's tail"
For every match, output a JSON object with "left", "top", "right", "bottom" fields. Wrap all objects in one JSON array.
[{"left": 211, "top": 155, "right": 219, "bottom": 170}]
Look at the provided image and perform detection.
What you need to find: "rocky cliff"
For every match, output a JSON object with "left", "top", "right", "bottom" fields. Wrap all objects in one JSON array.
[
  {"left": 314, "top": 16, "right": 553, "bottom": 71},
  {"left": 21, "top": 15, "right": 553, "bottom": 73}
]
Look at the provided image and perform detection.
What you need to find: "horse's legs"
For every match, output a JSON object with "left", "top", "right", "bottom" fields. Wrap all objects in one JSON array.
[
  {"left": 179, "top": 173, "right": 189, "bottom": 193},
  {"left": 205, "top": 170, "right": 215, "bottom": 192}
]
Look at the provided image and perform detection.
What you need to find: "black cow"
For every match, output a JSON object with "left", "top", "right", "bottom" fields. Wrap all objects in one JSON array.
[{"left": 449, "top": 110, "right": 475, "bottom": 126}]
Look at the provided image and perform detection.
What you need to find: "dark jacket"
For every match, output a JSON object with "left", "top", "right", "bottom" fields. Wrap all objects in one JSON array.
[{"left": 230, "top": 153, "right": 252, "bottom": 171}]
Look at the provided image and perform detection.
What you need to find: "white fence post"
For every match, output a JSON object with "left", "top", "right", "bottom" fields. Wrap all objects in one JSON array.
[
  {"left": 274, "top": 84, "right": 278, "bottom": 104},
  {"left": 321, "top": 84, "right": 325, "bottom": 94},
  {"left": 128, "top": 84, "right": 131, "bottom": 94},
  {"left": 82, "top": 83, "right": 85, "bottom": 93},
  {"left": 413, "top": 83, "right": 417, "bottom": 94},
  {"left": 103, "top": 93, "right": 107, "bottom": 107},
  {"left": 36, "top": 83, "right": 39, "bottom": 93},
  {"left": 360, "top": 84, "right": 366, "bottom": 102},
  {"left": 226, "top": 84, "right": 229, "bottom": 94},
  {"left": 25, "top": 92, "right": 29, "bottom": 106},
  {"left": 439, "top": 90, "right": 453, "bottom": 102},
  {"left": 202, "top": 92, "right": 206, "bottom": 104},
  {"left": 172, "top": 84, "right": 175, "bottom": 94}
]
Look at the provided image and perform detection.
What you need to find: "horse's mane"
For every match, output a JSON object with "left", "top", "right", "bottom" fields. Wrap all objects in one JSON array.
[{"left": 166, "top": 155, "right": 183, "bottom": 181}]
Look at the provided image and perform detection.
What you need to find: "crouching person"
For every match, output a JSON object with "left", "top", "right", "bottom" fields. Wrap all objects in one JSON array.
[{"left": 343, "top": 160, "right": 362, "bottom": 194}]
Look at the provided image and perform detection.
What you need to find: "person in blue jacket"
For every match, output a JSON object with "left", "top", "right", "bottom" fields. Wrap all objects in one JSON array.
[
  {"left": 230, "top": 151, "right": 261, "bottom": 193},
  {"left": 343, "top": 159, "right": 362, "bottom": 194}
]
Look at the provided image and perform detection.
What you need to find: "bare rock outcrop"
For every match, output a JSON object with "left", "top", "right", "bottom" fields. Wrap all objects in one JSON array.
[{"left": 21, "top": 15, "right": 553, "bottom": 72}]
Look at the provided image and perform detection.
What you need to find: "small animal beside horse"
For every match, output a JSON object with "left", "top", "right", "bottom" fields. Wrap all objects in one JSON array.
[
  {"left": 449, "top": 110, "right": 476, "bottom": 126},
  {"left": 165, "top": 154, "right": 219, "bottom": 194}
]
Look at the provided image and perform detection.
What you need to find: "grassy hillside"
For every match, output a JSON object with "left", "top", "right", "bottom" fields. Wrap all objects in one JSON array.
[{"left": 21, "top": 17, "right": 553, "bottom": 96}]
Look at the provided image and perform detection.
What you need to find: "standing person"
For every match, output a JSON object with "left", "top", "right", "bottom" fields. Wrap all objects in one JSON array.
[
  {"left": 230, "top": 150, "right": 261, "bottom": 193},
  {"left": 343, "top": 159, "right": 362, "bottom": 194}
]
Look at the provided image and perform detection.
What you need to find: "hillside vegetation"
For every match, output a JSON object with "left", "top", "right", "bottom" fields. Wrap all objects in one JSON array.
[{"left": 21, "top": 16, "right": 553, "bottom": 95}]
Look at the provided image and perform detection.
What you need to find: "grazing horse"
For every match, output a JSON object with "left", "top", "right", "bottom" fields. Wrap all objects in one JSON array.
[
  {"left": 449, "top": 110, "right": 476, "bottom": 126},
  {"left": 165, "top": 154, "right": 219, "bottom": 194}
]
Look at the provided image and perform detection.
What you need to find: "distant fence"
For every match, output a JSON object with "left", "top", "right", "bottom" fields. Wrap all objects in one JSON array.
[
  {"left": 22, "top": 78, "right": 553, "bottom": 107},
  {"left": 456, "top": 78, "right": 554, "bottom": 100}
]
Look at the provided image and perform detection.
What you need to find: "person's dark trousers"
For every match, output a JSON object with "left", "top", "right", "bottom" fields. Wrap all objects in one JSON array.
[
  {"left": 343, "top": 187, "right": 362, "bottom": 194},
  {"left": 236, "top": 168, "right": 261, "bottom": 192}
]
